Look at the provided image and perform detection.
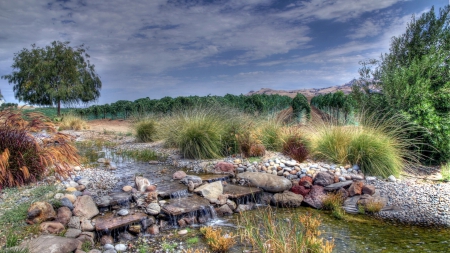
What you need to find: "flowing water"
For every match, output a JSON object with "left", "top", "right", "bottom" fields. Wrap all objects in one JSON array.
[{"left": 77, "top": 143, "right": 450, "bottom": 252}]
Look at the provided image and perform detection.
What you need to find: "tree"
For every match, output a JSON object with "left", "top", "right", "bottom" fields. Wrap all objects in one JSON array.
[
  {"left": 353, "top": 5, "right": 450, "bottom": 162},
  {"left": 2, "top": 41, "right": 102, "bottom": 116},
  {"left": 292, "top": 93, "right": 311, "bottom": 122}
]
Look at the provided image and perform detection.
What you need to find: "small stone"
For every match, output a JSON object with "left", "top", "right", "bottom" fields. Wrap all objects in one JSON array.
[
  {"left": 54, "top": 193, "right": 64, "bottom": 199},
  {"left": 115, "top": 244, "right": 127, "bottom": 251},
  {"left": 66, "top": 187, "right": 77, "bottom": 192},
  {"left": 178, "top": 229, "right": 188, "bottom": 235},
  {"left": 173, "top": 170, "right": 187, "bottom": 180},
  {"left": 101, "top": 236, "right": 114, "bottom": 245},
  {"left": 64, "top": 194, "right": 77, "bottom": 203},
  {"left": 146, "top": 203, "right": 161, "bottom": 215},
  {"left": 117, "top": 209, "right": 129, "bottom": 216},
  {"left": 388, "top": 175, "right": 397, "bottom": 182},
  {"left": 103, "top": 243, "right": 114, "bottom": 249},
  {"left": 122, "top": 186, "right": 132, "bottom": 192},
  {"left": 97, "top": 158, "right": 106, "bottom": 163}
]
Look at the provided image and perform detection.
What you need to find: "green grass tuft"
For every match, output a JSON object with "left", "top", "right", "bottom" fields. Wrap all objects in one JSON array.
[{"left": 134, "top": 119, "right": 158, "bottom": 142}]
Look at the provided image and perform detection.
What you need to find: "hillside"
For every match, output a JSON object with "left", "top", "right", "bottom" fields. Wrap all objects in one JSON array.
[{"left": 246, "top": 79, "right": 356, "bottom": 99}]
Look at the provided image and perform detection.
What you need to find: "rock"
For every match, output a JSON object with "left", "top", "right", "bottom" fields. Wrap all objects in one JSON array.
[
  {"left": 135, "top": 176, "right": 152, "bottom": 192},
  {"left": 18, "top": 235, "right": 80, "bottom": 253},
  {"left": 362, "top": 184, "right": 376, "bottom": 195},
  {"left": 80, "top": 218, "right": 94, "bottom": 231},
  {"left": 145, "top": 185, "right": 157, "bottom": 192},
  {"left": 214, "top": 162, "right": 235, "bottom": 174},
  {"left": 68, "top": 216, "right": 81, "bottom": 229},
  {"left": 88, "top": 250, "right": 101, "bottom": 253},
  {"left": 351, "top": 174, "right": 364, "bottom": 180},
  {"left": 337, "top": 187, "right": 349, "bottom": 199},
  {"left": 180, "top": 175, "right": 203, "bottom": 187},
  {"left": 65, "top": 228, "right": 82, "bottom": 238},
  {"left": 226, "top": 199, "right": 237, "bottom": 210},
  {"left": 290, "top": 185, "right": 310, "bottom": 197},
  {"left": 299, "top": 176, "right": 313, "bottom": 188},
  {"left": 272, "top": 191, "right": 303, "bottom": 207},
  {"left": 75, "top": 185, "right": 86, "bottom": 192},
  {"left": 128, "top": 224, "right": 141, "bottom": 234},
  {"left": 178, "top": 229, "right": 188, "bottom": 235},
  {"left": 95, "top": 213, "right": 147, "bottom": 231},
  {"left": 64, "top": 194, "right": 77, "bottom": 203},
  {"left": 66, "top": 187, "right": 77, "bottom": 192},
  {"left": 142, "top": 216, "right": 156, "bottom": 229},
  {"left": 313, "top": 172, "right": 335, "bottom": 187},
  {"left": 365, "top": 176, "right": 377, "bottom": 181},
  {"left": 147, "top": 224, "right": 159, "bottom": 235},
  {"left": 117, "top": 209, "right": 129, "bottom": 216},
  {"left": 324, "top": 181, "right": 353, "bottom": 191},
  {"left": 60, "top": 197, "right": 74, "bottom": 210},
  {"left": 234, "top": 159, "right": 241, "bottom": 164},
  {"left": 103, "top": 243, "right": 115, "bottom": 250},
  {"left": 303, "top": 185, "right": 326, "bottom": 209},
  {"left": 173, "top": 170, "right": 187, "bottom": 180},
  {"left": 115, "top": 244, "right": 127, "bottom": 251},
  {"left": 122, "top": 185, "right": 133, "bottom": 192},
  {"left": 73, "top": 195, "right": 99, "bottom": 220},
  {"left": 216, "top": 204, "right": 233, "bottom": 216},
  {"left": 118, "top": 231, "right": 135, "bottom": 241},
  {"left": 146, "top": 203, "right": 161, "bottom": 215},
  {"left": 54, "top": 193, "right": 64, "bottom": 199},
  {"left": 103, "top": 249, "right": 117, "bottom": 253},
  {"left": 194, "top": 181, "right": 223, "bottom": 201},
  {"left": 55, "top": 207, "right": 72, "bottom": 226},
  {"left": 40, "top": 221, "right": 65, "bottom": 234},
  {"left": 76, "top": 232, "right": 95, "bottom": 245},
  {"left": 26, "top": 201, "right": 56, "bottom": 225},
  {"left": 348, "top": 181, "right": 364, "bottom": 196},
  {"left": 236, "top": 172, "right": 292, "bottom": 193},
  {"left": 235, "top": 204, "right": 253, "bottom": 213},
  {"left": 100, "top": 235, "right": 114, "bottom": 245},
  {"left": 388, "top": 175, "right": 397, "bottom": 182}
]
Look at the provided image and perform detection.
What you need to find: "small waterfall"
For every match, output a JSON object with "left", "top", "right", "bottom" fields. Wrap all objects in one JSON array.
[
  {"left": 233, "top": 192, "right": 262, "bottom": 205},
  {"left": 170, "top": 189, "right": 190, "bottom": 199}
]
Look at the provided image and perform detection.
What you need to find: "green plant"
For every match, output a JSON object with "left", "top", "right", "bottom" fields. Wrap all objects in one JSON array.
[
  {"left": 161, "top": 241, "right": 177, "bottom": 252},
  {"left": 200, "top": 227, "right": 236, "bottom": 253},
  {"left": 5, "top": 229, "right": 19, "bottom": 247},
  {"left": 292, "top": 93, "right": 311, "bottom": 122},
  {"left": 81, "top": 241, "right": 92, "bottom": 252},
  {"left": 441, "top": 163, "right": 450, "bottom": 181},
  {"left": 364, "top": 200, "right": 384, "bottom": 213},
  {"left": 0, "top": 248, "right": 29, "bottom": 253},
  {"left": 0, "top": 109, "right": 79, "bottom": 188},
  {"left": 134, "top": 119, "right": 157, "bottom": 142},
  {"left": 257, "top": 117, "right": 283, "bottom": 151},
  {"left": 186, "top": 237, "right": 199, "bottom": 247},
  {"left": 358, "top": 204, "right": 366, "bottom": 214},
  {"left": 238, "top": 207, "right": 334, "bottom": 253},
  {"left": 322, "top": 192, "right": 344, "bottom": 211}
]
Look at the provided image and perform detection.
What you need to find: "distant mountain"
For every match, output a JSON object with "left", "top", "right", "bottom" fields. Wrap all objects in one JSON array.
[{"left": 246, "top": 79, "right": 357, "bottom": 99}]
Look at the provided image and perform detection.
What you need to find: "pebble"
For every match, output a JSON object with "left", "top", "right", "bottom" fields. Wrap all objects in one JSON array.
[
  {"left": 115, "top": 244, "right": 127, "bottom": 251},
  {"left": 388, "top": 175, "right": 397, "bottom": 182},
  {"left": 178, "top": 229, "right": 188, "bottom": 235},
  {"left": 117, "top": 209, "right": 129, "bottom": 216}
]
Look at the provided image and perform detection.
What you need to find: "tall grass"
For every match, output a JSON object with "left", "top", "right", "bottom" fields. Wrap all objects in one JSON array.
[
  {"left": 58, "top": 113, "right": 89, "bottom": 130},
  {"left": 257, "top": 115, "right": 284, "bottom": 151},
  {"left": 158, "top": 106, "right": 249, "bottom": 159},
  {"left": 308, "top": 112, "right": 421, "bottom": 177},
  {"left": 134, "top": 118, "right": 158, "bottom": 142},
  {"left": 238, "top": 207, "right": 334, "bottom": 253}
]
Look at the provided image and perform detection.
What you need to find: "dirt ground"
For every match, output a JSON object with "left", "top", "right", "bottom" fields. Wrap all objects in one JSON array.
[{"left": 86, "top": 119, "right": 133, "bottom": 133}]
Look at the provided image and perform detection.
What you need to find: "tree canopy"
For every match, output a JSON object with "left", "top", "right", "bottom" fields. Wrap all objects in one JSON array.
[
  {"left": 2, "top": 41, "right": 102, "bottom": 116},
  {"left": 353, "top": 5, "right": 450, "bottom": 162}
]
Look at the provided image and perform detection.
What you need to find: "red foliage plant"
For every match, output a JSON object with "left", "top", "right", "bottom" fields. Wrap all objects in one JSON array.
[
  {"left": 282, "top": 135, "right": 310, "bottom": 163},
  {"left": 0, "top": 108, "right": 79, "bottom": 189}
]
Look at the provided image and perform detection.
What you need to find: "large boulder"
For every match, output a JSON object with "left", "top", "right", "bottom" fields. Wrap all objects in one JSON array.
[
  {"left": 236, "top": 172, "right": 292, "bottom": 193},
  {"left": 135, "top": 176, "right": 151, "bottom": 192},
  {"left": 18, "top": 235, "right": 80, "bottom": 253},
  {"left": 272, "top": 191, "right": 303, "bottom": 207},
  {"left": 303, "top": 185, "right": 327, "bottom": 209},
  {"left": 26, "top": 201, "right": 56, "bottom": 225},
  {"left": 313, "top": 172, "right": 335, "bottom": 187},
  {"left": 214, "top": 162, "right": 235, "bottom": 174},
  {"left": 194, "top": 181, "right": 223, "bottom": 201},
  {"left": 73, "top": 195, "right": 99, "bottom": 220}
]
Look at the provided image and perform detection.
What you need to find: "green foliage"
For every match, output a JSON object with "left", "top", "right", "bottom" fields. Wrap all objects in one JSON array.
[
  {"left": 311, "top": 91, "right": 356, "bottom": 124},
  {"left": 441, "top": 163, "right": 450, "bottom": 181},
  {"left": 134, "top": 119, "right": 157, "bottom": 142},
  {"left": 291, "top": 93, "right": 311, "bottom": 122},
  {"left": 353, "top": 5, "right": 450, "bottom": 163},
  {"left": 0, "top": 103, "right": 18, "bottom": 111},
  {"left": 2, "top": 41, "right": 102, "bottom": 116},
  {"left": 5, "top": 228, "right": 20, "bottom": 247},
  {"left": 81, "top": 241, "right": 92, "bottom": 252},
  {"left": 0, "top": 248, "right": 29, "bottom": 253}
]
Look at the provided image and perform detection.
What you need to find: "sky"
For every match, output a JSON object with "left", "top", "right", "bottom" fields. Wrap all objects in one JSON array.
[{"left": 0, "top": 0, "right": 447, "bottom": 105}]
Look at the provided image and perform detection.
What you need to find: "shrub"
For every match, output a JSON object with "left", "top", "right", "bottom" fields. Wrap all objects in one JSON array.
[
  {"left": 282, "top": 134, "right": 310, "bottom": 163},
  {"left": 238, "top": 207, "right": 334, "bottom": 253},
  {"left": 200, "top": 226, "right": 236, "bottom": 253},
  {"left": 58, "top": 113, "right": 89, "bottom": 130},
  {"left": 134, "top": 119, "right": 157, "bottom": 142},
  {"left": 311, "top": 124, "right": 353, "bottom": 165},
  {"left": 0, "top": 109, "right": 79, "bottom": 188},
  {"left": 257, "top": 117, "right": 284, "bottom": 151},
  {"left": 364, "top": 200, "right": 384, "bottom": 213}
]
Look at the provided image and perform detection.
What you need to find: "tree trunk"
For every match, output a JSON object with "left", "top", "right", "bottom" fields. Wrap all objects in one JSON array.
[{"left": 57, "top": 100, "right": 61, "bottom": 117}]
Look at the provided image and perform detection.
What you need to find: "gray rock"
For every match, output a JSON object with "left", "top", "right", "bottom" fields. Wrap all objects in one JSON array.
[
  {"left": 272, "top": 191, "right": 303, "bottom": 207},
  {"left": 146, "top": 203, "right": 161, "bottom": 215},
  {"left": 64, "top": 228, "right": 81, "bottom": 238},
  {"left": 104, "top": 244, "right": 115, "bottom": 250},
  {"left": 18, "top": 235, "right": 80, "bottom": 253},
  {"left": 313, "top": 171, "right": 335, "bottom": 187},
  {"left": 193, "top": 181, "right": 223, "bottom": 201},
  {"left": 73, "top": 195, "right": 99, "bottom": 219},
  {"left": 324, "top": 181, "right": 353, "bottom": 191},
  {"left": 388, "top": 175, "right": 397, "bottom": 182},
  {"left": 115, "top": 244, "right": 127, "bottom": 251},
  {"left": 303, "top": 185, "right": 326, "bottom": 209},
  {"left": 60, "top": 197, "right": 74, "bottom": 210},
  {"left": 180, "top": 175, "right": 203, "bottom": 186},
  {"left": 68, "top": 216, "right": 81, "bottom": 229},
  {"left": 236, "top": 172, "right": 292, "bottom": 193},
  {"left": 103, "top": 250, "right": 117, "bottom": 253},
  {"left": 117, "top": 209, "right": 129, "bottom": 216}
]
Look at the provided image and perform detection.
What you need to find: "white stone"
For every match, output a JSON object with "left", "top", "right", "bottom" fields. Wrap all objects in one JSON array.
[
  {"left": 115, "top": 243, "right": 127, "bottom": 251},
  {"left": 388, "top": 175, "right": 397, "bottom": 182}
]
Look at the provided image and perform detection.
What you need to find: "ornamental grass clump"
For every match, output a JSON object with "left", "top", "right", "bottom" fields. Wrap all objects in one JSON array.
[
  {"left": 58, "top": 113, "right": 89, "bottom": 130},
  {"left": 134, "top": 118, "right": 158, "bottom": 142},
  {"left": 309, "top": 112, "right": 421, "bottom": 178},
  {"left": 238, "top": 207, "right": 334, "bottom": 253},
  {"left": 0, "top": 109, "right": 79, "bottom": 188},
  {"left": 282, "top": 129, "right": 310, "bottom": 163},
  {"left": 200, "top": 226, "right": 236, "bottom": 252}
]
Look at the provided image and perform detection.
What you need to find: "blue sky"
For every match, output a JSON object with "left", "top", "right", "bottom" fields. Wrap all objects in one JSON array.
[{"left": 0, "top": 0, "right": 447, "bottom": 105}]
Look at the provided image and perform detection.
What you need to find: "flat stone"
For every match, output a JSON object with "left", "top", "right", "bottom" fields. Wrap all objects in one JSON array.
[
  {"left": 95, "top": 212, "right": 147, "bottom": 231},
  {"left": 198, "top": 174, "right": 231, "bottom": 183},
  {"left": 194, "top": 181, "right": 223, "bottom": 201},
  {"left": 162, "top": 195, "right": 211, "bottom": 216},
  {"left": 96, "top": 192, "right": 132, "bottom": 208},
  {"left": 18, "top": 235, "right": 80, "bottom": 253},
  {"left": 223, "top": 184, "right": 262, "bottom": 199},
  {"left": 236, "top": 172, "right": 292, "bottom": 193},
  {"left": 324, "top": 181, "right": 353, "bottom": 191},
  {"left": 157, "top": 181, "right": 188, "bottom": 199}
]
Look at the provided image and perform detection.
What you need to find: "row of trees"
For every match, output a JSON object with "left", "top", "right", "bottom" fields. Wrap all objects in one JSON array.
[
  {"left": 73, "top": 93, "right": 294, "bottom": 119},
  {"left": 311, "top": 91, "right": 356, "bottom": 123}
]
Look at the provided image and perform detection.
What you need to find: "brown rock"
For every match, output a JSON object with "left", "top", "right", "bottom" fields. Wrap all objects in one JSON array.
[
  {"left": 303, "top": 185, "right": 327, "bottom": 209},
  {"left": 146, "top": 191, "right": 158, "bottom": 202},
  {"left": 76, "top": 232, "right": 95, "bottom": 245},
  {"left": 122, "top": 185, "right": 133, "bottom": 192},
  {"left": 18, "top": 235, "right": 81, "bottom": 253},
  {"left": 73, "top": 195, "right": 99, "bottom": 220},
  {"left": 313, "top": 172, "right": 335, "bottom": 187},
  {"left": 290, "top": 185, "right": 310, "bottom": 197},
  {"left": 26, "top": 201, "right": 56, "bottom": 225},
  {"left": 66, "top": 187, "right": 77, "bottom": 192},
  {"left": 80, "top": 218, "right": 94, "bottom": 232},
  {"left": 216, "top": 194, "right": 228, "bottom": 205},
  {"left": 100, "top": 235, "right": 114, "bottom": 245},
  {"left": 147, "top": 224, "right": 159, "bottom": 235},
  {"left": 299, "top": 176, "right": 313, "bottom": 188},
  {"left": 145, "top": 185, "right": 157, "bottom": 192},
  {"left": 348, "top": 181, "right": 364, "bottom": 196},
  {"left": 95, "top": 212, "right": 148, "bottom": 231},
  {"left": 214, "top": 162, "right": 235, "bottom": 174},
  {"left": 64, "top": 194, "right": 77, "bottom": 203},
  {"left": 362, "top": 184, "right": 376, "bottom": 195},
  {"left": 40, "top": 221, "right": 65, "bottom": 234},
  {"left": 75, "top": 185, "right": 86, "bottom": 192},
  {"left": 183, "top": 216, "right": 197, "bottom": 225},
  {"left": 173, "top": 171, "right": 187, "bottom": 180},
  {"left": 128, "top": 224, "right": 141, "bottom": 234},
  {"left": 215, "top": 204, "right": 233, "bottom": 216},
  {"left": 337, "top": 188, "right": 349, "bottom": 199},
  {"left": 55, "top": 207, "right": 72, "bottom": 226},
  {"left": 178, "top": 219, "right": 187, "bottom": 227},
  {"left": 272, "top": 191, "right": 303, "bottom": 207}
]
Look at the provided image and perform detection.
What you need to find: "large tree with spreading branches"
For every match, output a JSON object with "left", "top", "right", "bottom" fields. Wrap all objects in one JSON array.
[{"left": 2, "top": 41, "right": 102, "bottom": 116}]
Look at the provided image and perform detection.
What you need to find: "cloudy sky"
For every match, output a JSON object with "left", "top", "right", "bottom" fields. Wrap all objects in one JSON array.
[{"left": 0, "top": 0, "right": 447, "bottom": 105}]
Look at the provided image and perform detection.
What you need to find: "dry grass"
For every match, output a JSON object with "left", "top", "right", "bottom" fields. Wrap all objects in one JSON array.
[
  {"left": 363, "top": 200, "right": 384, "bottom": 213},
  {"left": 200, "top": 226, "right": 236, "bottom": 253},
  {"left": 58, "top": 113, "right": 89, "bottom": 130}
]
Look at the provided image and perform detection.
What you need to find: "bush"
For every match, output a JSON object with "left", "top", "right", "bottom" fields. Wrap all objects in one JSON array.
[
  {"left": 134, "top": 119, "right": 157, "bottom": 142},
  {"left": 257, "top": 116, "right": 284, "bottom": 151},
  {"left": 282, "top": 134, "right": 310, "bottom": 163},
  {"left": 200, "top": 226, "right": 236, "bottom": 253},
  {"left": 58, "top": 113, "right": 89, "bottom": 130},
  {"left": 0, "top": 109, "right": 79, "bottom": 188}
]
